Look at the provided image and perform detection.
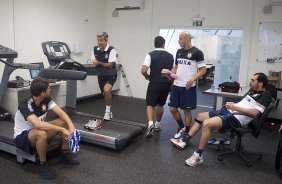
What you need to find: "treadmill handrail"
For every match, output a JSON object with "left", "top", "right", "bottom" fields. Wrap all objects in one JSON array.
[{"left": 38, "top": 69, "right": 87, "bottom": 80}]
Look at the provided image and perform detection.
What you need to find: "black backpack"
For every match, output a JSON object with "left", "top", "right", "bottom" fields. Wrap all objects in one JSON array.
[{"left": 218, "top": 81, "right": 241, "bottom": 93}]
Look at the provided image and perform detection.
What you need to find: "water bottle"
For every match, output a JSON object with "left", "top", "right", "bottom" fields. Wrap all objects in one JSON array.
[{"left": 211, "top": 84, "right": 216, "bottom": 92}]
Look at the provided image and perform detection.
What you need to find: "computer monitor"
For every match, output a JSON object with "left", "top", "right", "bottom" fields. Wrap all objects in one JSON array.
[{"left": 29, "top": 62, "right": 44, "bottom": 79}]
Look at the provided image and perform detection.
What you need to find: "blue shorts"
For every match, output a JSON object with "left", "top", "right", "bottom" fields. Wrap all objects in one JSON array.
[
  {"left": 14, "top": 130, "right": 35, "bottom": 154},
  {"left": 168, "top": 85, "right": 197, "bottom": 110},
  {"left": 209, "top": 106, "right": 242, "bottom": 131}
]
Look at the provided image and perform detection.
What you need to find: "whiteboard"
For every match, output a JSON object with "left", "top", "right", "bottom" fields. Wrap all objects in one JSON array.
[{"left": 257, "top": 22, "right": 282, "bottom": 62}]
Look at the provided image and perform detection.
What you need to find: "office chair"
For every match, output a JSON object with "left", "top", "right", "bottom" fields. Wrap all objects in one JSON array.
[
  {"left": 263, "top": 84, "right": 280, "bottom": 131},
  {"left": 275, "top": 128, "right": 282, "bottom": 177},
  {"left": 217, "top": 100, "right": 275, "bottom": 167}
]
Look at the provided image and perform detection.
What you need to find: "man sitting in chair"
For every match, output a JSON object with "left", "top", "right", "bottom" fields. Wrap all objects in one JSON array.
[{"left": 170, "top": 72, "right": 272, "bottom": 166}]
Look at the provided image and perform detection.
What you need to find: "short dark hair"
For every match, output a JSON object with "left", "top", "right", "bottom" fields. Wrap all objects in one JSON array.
[
  {"left": 97, "top": 32, "right": 109, "bottom": 41},
  {"left": 30, "top": 77, "right": 50, "bottom": 97},
  {"left": 254, "top": 72, "right": 268, "bottom": 87},
  {"left": 154, "top": 36, "right": 165, "bottom": 48}
]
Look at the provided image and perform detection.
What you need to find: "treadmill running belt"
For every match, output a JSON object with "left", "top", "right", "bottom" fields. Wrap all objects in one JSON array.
[{"left": 69, "top": 114, "right": 144, "bottom": 150}]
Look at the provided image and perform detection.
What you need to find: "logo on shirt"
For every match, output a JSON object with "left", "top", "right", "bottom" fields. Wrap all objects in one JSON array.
[
  {"left": 244, "top": 96, "right": 251, "bottom": 102},
  {"left": 187, "top": 52, "right": 192, "bottom": 59},
  {"left": 105, "top": 54, "right": 109, "bottom": 59},
  {"left": 178, "top": 59, "right": 191, "bottom": 65},
  {"left": 42, "top": 104, "right": 47, "bottom": 112}
]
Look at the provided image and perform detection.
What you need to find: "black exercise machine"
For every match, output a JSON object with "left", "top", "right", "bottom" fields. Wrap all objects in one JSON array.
[
  {"left": 0, "top": 44, "right": 86, "bottom": 163},
  {"left": 41, "top": 41, "right": 145, "bottom": 150}
]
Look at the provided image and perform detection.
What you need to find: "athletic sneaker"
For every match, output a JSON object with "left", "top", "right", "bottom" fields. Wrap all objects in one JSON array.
[
  {"left": 185, "top": 151, "right": 203, "bottom": 166},
  {"left": 88, "top": 119, "right": 102, "bottom": 130},
  {"left": 146, "top": 125, "right": 155, "bottom": 138},
  {"left": 170, "top": 138, "right": 179, "bottom": 144},
  {"left": 69, "top": 130, "right": 80, "bottom": 153},
  {"left": 170, "top": 138, "right": 186, "bottom": 149},
  {"left": 84, "top": 119, "right": 96, "bottom": 129},
  {"left": 155, "top": 123, "right": 161, "bottom": 132},
  {"left": 40, "top": 163, "right": 55, "bottom": 180},
  {"left": 103, "top": 111, "right": 113, "bottom": 121},
  {"left": 174, "top": 127, "right": 185, "bottom": 139}
]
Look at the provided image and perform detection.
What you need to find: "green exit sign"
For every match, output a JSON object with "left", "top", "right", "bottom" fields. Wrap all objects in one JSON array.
[{"left": 193, "top": 20, "right": 202, "bottom": 26}]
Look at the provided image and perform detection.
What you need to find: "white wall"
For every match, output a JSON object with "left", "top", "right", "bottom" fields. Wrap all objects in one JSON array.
[
  {"left": 0, "top": 0, "right": 14, "bottom": 47},
  {"left": 1, "top": 0, "right": 282, "bottom": 99},
  {"left": 106, "top": 0, "right": 282, "bottom": 98},
  {"left": 0, "top": 0, "right": 15, "bottom": 77},
  {"left": 0, "top": 0, "right": 106, "bottom": 96},
  {"left": 249, "top": 0, "right": 282, "bottom": 85},
  {"left": 105, "top": 0, "right": 153, "bottom": 98}
]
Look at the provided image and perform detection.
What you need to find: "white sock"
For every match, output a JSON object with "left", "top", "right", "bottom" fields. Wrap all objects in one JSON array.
[
  {"left": 155, "top": 121, "right": 160, "bottom": 127},
  {"left": 106, "top": 105, "right": 111, "bottom": 113},
  {"left": 148, "top": 121, "right": 154, "bottom": 127}
]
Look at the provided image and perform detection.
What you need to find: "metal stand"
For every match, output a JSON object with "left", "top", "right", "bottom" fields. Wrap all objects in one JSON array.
[{"left": 116, "top": 55, "right": 133, "bottom": 97}]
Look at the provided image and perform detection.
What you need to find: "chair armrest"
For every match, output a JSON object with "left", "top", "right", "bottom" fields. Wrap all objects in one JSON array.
[{"left": 275, "top": 99, "right": 280, "bottom": 110}]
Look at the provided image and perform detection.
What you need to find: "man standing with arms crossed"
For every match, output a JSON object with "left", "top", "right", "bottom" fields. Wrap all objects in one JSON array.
[
  {"left": 169, "top": 31, "right": 206, "bottom": 146},
  {"left": 142, "top": 36, "right": 174, "bottom": 138},
  {"left": 92, "top": 32, "right": 117, "bottom": 123}
]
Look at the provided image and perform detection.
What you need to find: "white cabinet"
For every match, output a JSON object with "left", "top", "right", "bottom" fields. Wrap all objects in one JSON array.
[
  {"left": 77, "top": 76, "right": 99, "bottom": 98},
  {"left": 3, "top": 81, "right": 66, "bottom": 117}
]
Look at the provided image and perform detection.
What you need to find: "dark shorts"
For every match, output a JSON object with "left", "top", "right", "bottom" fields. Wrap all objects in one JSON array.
[
  {"left": 14, "top": 130, "right": 35, "bottom": 154},
  {"left": 98, "top": 75, "right": 117, "bottom": 93},
  {"left": 146, "top": 82, "right": 172, "bottom": 106},
  {"left": 168, "top": 85, "right": 197, "bottom": 110},
  {"left": 209, "top": 106, "right": 242, "bottom": 130}
]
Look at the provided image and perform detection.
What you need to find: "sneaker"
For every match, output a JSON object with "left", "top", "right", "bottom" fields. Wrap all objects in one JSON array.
[
  {"left": 88, "top": 119, "right": 102, "bottom": 130},
  {"left": 69, "top": 130, "right": 80, "bottom": 153},
  {"left": 103, "top": 111, "right": 113, "bottom": 121},
  {"left": 218, "top": 138, "right": 230, "bottom": 145},
  {"left": 60, "top": 153, "right": 80, "bottom": 165},
  {"left": 174, "top": 127, "right": 185, "bottom": 139},
  {"left": 208, "top": 137, "right": 220, "bottom": 145},
  {"left": 170, "top": 138, "right": 179, "bottom": 145},
  {"left": 40, "top": 163, "right": 55, "bottom": 180},
  {"left": 170, "top": 138, "right": 186, "bottom": 149},
  {"left": 155, "top": 123, "right": 161, "bottom": 132},
  {"left": 185, "top": 151, "right": 203, "bottom": 166},
  {"left": 84, "top": 119, "right": 95, "bottom": 129},
  {"left": 146, "top": 125, "right": 155, "bottom": 138}
]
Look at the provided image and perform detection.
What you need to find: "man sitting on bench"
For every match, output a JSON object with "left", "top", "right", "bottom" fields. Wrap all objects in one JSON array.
[{"left": 14, "top": 77, "right": 79, "bottom": 180}]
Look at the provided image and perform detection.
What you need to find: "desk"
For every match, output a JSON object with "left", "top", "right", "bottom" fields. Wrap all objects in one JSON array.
[
  {"left": 2, "top": 81, "right": 66, "bottom": 117},
  {"left": 203, "top": 86, "right": 250, "bottom": 110}
]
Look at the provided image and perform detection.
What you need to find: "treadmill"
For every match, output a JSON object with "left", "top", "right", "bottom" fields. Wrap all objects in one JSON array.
[
  {"left": 0, "top": 45, "right": 87, "bottom": 163},
  {"left": 0, "top": 45, "right": 38, "bottom": 163},
  {"left": 41, "top": 41, "right": 145, "bottom": 150}
]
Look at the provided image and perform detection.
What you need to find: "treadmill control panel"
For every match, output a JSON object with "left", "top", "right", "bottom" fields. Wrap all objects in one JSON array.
[{"left": 0, "top": 45, "right": 18, "bottom": 59}]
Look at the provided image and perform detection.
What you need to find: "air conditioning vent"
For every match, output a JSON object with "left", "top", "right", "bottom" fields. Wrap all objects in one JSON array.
[
  {"left": 114, "top": 0, "right": 145, "bottom": 9},
  {"left": 272, "top": 0, "right": 282, "bottom": 5}
]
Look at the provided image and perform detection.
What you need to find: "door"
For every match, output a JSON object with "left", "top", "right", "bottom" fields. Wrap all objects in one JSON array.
[{"left": 160, "top": 28, "right": 244, "bottom": 107}]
